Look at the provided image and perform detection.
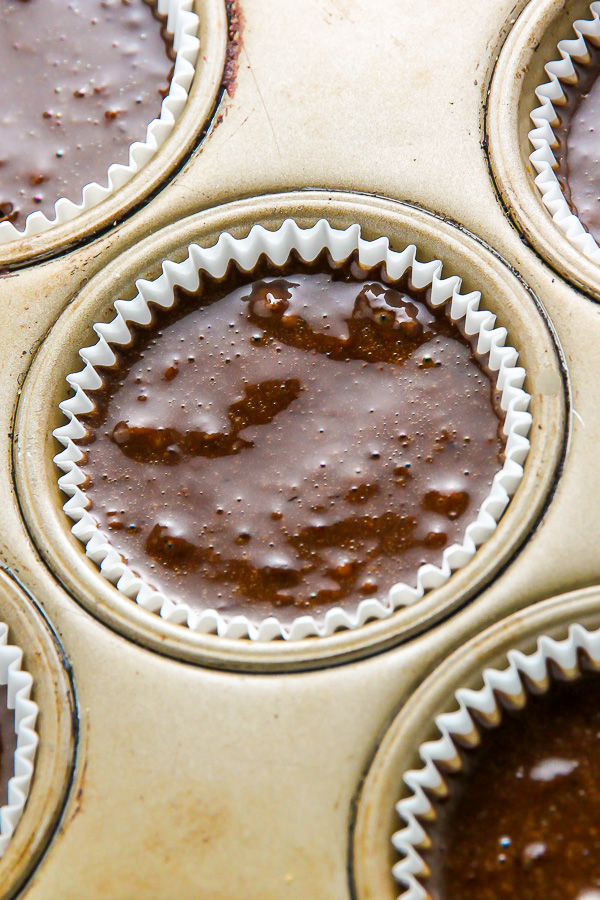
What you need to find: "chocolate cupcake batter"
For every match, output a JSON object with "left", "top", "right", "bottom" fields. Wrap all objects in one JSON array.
[
  {"left": 423, "top": 671, "right": 600, "bottom": 900},
  {"left": 76, "top": 256, "right": 505, "bottom": 621},
  {"left": 555, "top": 44, "right": 600, "bottom": 244},
  {"left": 0, "top": 0, "right": 175, "bottom": 228},
  {"left": 0, "top": 686, "right": 16, "bottom": 810}
]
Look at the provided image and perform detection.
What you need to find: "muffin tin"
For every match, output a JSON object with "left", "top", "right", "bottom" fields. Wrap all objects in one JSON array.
[{"left": 3, "top": 0, "right": 600, "bottom": 896}]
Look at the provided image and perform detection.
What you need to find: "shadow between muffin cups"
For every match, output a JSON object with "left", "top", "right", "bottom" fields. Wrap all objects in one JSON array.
[
  {"left": 0, "top": 0, "right": 200, "bottom": 244},
  {"left": 529, "top": 0, "right": 600, "bottom": 262},
  {"left": 52, "top": 219, "right": 532, "bottom": 641}
]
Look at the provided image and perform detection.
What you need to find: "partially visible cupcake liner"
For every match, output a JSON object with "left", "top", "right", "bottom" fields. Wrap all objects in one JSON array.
[
  {"left": 53, "top": 218, "right": 532, "bottom": 641},
  {"left": 392, "top": 622, "right": 600, "bottom": 899},
  {"left": 0, "top": 0, "right": 200, "bottom": 244},
  {"left": 0, "top": 622, "right": 38, "bottom": 857},
  {"left": 528, "top": 1, "right": 600, "bottom": 263}
]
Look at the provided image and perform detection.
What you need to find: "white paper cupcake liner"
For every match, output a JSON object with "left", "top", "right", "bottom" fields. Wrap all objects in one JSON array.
[
  {"left": 53, "top": 218, "right": 532, "bottom": 641},
  {"left": 528, "top": 1, "right": 600, "bottom": 263},
  {"left": 392, "top": 622, "right": 600, "bottom": 899},
  {"left": 0, "top": 622, "right": 38, "bottom": 858},
  {"left": 0, "top": 0, "right": 200, "bottom": 244}
]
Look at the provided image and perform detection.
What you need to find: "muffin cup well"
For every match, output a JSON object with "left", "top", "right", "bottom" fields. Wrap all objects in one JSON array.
[
  {"left": 0, "top": 622, "right": 38, "bottom": 857},
  {"left": 529, "top": 0, "right": 600, "bottom": 262},
  {"left": 0, "top": 0, "right": 200, "bottom": 244},
  {"left": 53, "top": 218, "right": 531, "bottom": 641},
  {"left": 392, "top": 622, "right": 600, "bottom": 899}
]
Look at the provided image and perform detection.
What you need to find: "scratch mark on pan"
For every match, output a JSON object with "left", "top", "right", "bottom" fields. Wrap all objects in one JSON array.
[
  {"left": 312, "top": 0, "right": 333, "bottom": 24},
  {"left": 242, "top": 46, "right": 283, "bottom": 164},
  {"left": 573, "top": 408, "right": 586, "bottom": 429},
  {"left": 328, "top": 0, "right": 357, "bottom": 23},
  {"left": 218, "top": 114, "right": 250, "bottom": 151}
]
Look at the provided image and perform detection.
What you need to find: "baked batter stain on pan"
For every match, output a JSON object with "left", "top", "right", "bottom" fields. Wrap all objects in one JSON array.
[{"left": 75, "top": 253, "right": 505, "bottom": 622}]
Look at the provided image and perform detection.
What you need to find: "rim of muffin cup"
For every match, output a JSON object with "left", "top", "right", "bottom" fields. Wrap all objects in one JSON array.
[
  {"left": 53, "top": 217, "right": 532, "bottom": 642},
  {"left": 12, "top": 192, "right": 566, "bottom": 667},
  {"left": 391, "top": 620, "right": 600, "bottom": 899},
  {"left": 486, "top": 0, "right": 600, "bottom": 301},
  {"left": 529, "top": 0, "right": 600, "bottom": 263},
  {"left": 0, "top": 572, "right": 75, "bottom": 896},
  {"left": 0, "top": 623, "right": 38, "bottom": 859},
  {"left": 351, "top": 589, "right": 600, "bottom": 900},
  {"left": 0, "top": 0, "right": 200, "bottom": 246}
]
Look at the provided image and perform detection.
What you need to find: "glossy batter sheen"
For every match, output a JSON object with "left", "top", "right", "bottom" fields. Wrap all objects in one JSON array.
[
  {"left": 77, "top": 258, "right": 505, "bottom": 620},
  {"left": 556, "top": 47, "right": 600, "bottom": 244},
  {"left": 0, "top": 0, "right": 174, "bottom": 227},
  {"left": 424, "top": 672, "right": 600, "bottom": 900},
  {"left": 0, "top": 686, "right": 16, "bottom": 809}
]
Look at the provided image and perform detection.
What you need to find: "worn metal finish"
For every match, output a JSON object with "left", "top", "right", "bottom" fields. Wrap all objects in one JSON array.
[{"left": 0, "top": 0, "right": 597, "bottom": 897}]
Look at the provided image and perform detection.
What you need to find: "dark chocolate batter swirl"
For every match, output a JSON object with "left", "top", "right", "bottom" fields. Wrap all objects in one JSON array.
[{"left": 76, "top": 257, "right": 505, "bottom": 621}]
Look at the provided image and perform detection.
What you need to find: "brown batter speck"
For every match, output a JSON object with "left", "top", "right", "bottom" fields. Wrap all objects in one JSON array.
[
  {"left": 0, "top": 0, "right": 175, "bottom": 227},
  {"left": 75, "top": 254, "right": 505, "bottom": 622}
]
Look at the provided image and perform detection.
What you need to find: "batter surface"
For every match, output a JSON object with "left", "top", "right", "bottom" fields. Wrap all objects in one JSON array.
[{"left": 77, "top": 257, "right": 505, "bottom": 620}]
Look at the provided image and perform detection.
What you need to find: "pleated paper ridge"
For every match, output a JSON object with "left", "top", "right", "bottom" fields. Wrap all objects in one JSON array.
[
  {"left": 392, "top": 623, "right": 600, "bottom": 898},
  {"left": 0, "top": 0, "right": 200, "bottom": 244},
  {"left": 528, "top": 0, "right": 600, "bottom": 262},
  {"left": 0, "top": 623, "right": 39, "bottom": 857},
  {"left": 53, "top": 219, "right": 532, "bottom": 641}
]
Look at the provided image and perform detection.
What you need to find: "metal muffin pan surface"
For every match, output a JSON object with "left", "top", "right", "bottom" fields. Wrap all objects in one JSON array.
[{"left": 2, "top": 0, "right": 600, "bottom": 896}]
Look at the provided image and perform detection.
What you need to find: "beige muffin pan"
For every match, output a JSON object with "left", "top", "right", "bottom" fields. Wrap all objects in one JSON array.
[{"left": 2, "top": 0, "right": 600, "bottom": 897}]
